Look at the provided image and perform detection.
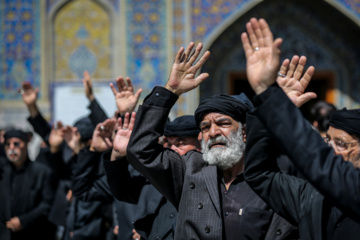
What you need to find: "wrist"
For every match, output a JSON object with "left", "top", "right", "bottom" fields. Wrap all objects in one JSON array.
[{"left": 165, "top": 84, "right": 182, "bottom": 96}]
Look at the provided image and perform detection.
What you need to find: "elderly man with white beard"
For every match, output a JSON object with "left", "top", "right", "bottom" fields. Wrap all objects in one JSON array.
[{"left": 126, "top": 42, "right": 298, "bottom": 240}]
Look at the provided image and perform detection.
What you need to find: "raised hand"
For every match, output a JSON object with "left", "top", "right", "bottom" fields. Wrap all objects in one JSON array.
[
  {"left": 111, "top": 112, "right": 136, "bottom": 160},
  {"left": 276, "top": 55, "right": 317, "bottom": 107},
  {"left": 90, "top": 118, "right": 117, "bottom": 152},
  {"left": 110, "top": 77, "right": 142, "bottom": 116},
  {"left": 241, "top": 18, "right": 283, "bottom": 95},
  {"left": 20, "top": 82, "right": 38, "bottom": 106},
  {"left": 165, "top": 42, "right": 210, "bottom": 96},
  {"left": 62, "top": 126, "right": 82, "bottom": 154},
  {"left": 49, "top": 121, "right": 64, "bottom": 153},
  {"left": 82, "top": 70, "right": 94, "bottom": 102}
]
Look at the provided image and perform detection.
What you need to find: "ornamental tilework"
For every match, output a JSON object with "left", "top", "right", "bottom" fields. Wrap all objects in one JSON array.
[
  {"left": 0, "top": 0, "right": 41, "bottom": 100},
  {"left": 173, "top": 0, "right": 186, "bottom": 55},
  {"left": 191, "top": 0, "right": 252, "bottom": 42},
  {"left": 335, "top": 0, "right": 360, "bottom": 19},
  {"left": 126, "top": 0, "right": 168, "bottom": 96},
  {"left": 54, "top": 0, "right": 111, "bottom": 81},
  {"left": 47, "top": 0, "right": 119, "bottom": 13}
]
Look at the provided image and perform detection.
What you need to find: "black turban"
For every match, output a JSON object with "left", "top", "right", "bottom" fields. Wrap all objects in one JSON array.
[
  {"left": 164, "top": 115, "right": 199, "bottom": 137},
  {"left": 4, "top": 129, "right": 29, "bottom": 142},
  {"left": 194, "top": 93, "right": 254, "bottom": 127},
  {"left": 329, "top": 108, "right": 360, "bottom": 138},
  {"left": 74, "top": 117, "right": 95, "bottom": 141}
]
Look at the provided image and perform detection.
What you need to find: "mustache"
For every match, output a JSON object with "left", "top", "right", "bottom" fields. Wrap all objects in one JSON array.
[
  {"left": 205, "top": 135, "right": 229, "bottom": 149},
  {"left": 7, "top": 149, "right": 17, "bottom": 155}
]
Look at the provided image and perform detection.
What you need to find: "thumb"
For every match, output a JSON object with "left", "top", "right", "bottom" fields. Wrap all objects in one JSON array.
[{"left": 297, "top": 92, "right": 317, "bottom": 107}]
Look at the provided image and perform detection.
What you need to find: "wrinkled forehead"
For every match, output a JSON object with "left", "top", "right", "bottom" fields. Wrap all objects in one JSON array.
[
  {"left": 201, "top": 112, "right": 235, "bottom": 123},
  {"left": 327, "top": 126, "right": 359, "bottom": 141}
]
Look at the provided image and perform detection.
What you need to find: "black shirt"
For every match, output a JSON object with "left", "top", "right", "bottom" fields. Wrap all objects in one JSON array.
[{"left": 219, "top": 171, "right": 273, "bottom": 240}]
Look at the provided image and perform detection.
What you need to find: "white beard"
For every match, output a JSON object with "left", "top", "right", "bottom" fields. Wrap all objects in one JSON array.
[{"left": 201, "top": 125, "right": 245, "bottom": 170}]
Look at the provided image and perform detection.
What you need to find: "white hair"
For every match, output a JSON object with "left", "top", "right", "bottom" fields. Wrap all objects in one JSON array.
[{"left": 201, "top": 122, "right": 245, "bottom": 170}]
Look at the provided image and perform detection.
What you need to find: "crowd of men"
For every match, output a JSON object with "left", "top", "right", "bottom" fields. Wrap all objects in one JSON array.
[{"left": 1, "top": 18, "right": 360, "bottom": 240}]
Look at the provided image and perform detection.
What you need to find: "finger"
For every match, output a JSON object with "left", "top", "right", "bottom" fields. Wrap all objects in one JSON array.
[
  {"left": 193, "top": 51, "right": 210, "bottom": 70},
  {"left": 252, "top": 18, "right": 265, "bottom": 48},
  {"left": 259, "top": 18, "right": 274, "bottom": 48},
  {"left": 298, "top": 92, "right": 317, "bottom": 107},
  {"left": 134, "top": 88, "right": 143, "bottom": 101},
  {"left": 246, "top": 20, "right": 259, "bottom": 49},
  {"left": 117, "top": 117, "right": 123, "bottom": 131},
  {"left": 175, "top": 47, "right": 185, "bottom": 64},
  {"left": 83, "top": 70, "right": 90, "bottom": 81},
  {"left": 126, "top": 77, "right": 134, "bottom": 92},
  {"left": 123, "top": 112, "right": 130, "bottom": 129},
  {"left": 110, "top": 83, "right": 118, "bottom": 96},
  {"left": 241, "top": 32, "right": 253, "bottom": 59},
  {"left": 194, "top": 72, "right": 210, "bottom": 86},
  {"left": 188, "top": 43, "right": 203, "bottom": 65},
  {"left": 278, "top": 59, "right": 290, "bottom": 76},
  {"left": 116, "top": 76, "right": 126, "bottom": 91},
  {"left": 104, "top": 137, "right": 113, "bottom": 148},
  {"left": 293, "top": 56, "right": 307, "bottom": 80},
  {"left": 287, "top": 55, "right": 299, "bottom": 78},
  {"left": 128, "top": 112, "right": 136, "bottom": 131},
  {"left": 57, "top": 121, "right": 64, "bottom": 130},
  {"left": 183, "top": 42, "right": 195, "bottom": 63},
  {"left": 299, "top": 65, "right": 315, "bottom": 90}
]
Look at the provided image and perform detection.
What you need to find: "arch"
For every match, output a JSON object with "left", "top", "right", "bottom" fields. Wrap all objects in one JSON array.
[{"left": 200, "top": 0, "right": 360, "bottom": 109}]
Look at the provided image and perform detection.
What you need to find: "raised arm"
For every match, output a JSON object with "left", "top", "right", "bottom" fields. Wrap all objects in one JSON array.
[{"left": 82, "top": 71, "right": 108, "bottom": 124}]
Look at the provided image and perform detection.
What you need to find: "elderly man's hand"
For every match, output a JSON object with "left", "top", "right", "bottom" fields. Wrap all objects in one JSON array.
[
  {"left": 276, "top": 55, "right": 317, "bottom": 107},
  {"left": 110, "top": 77, "right": 142, "bottom": 116},
  {"left": 165, "top": 42, "right": 210, "bottom": 96},
  {"left": 90, "top": 118, "right": 116, "bottom": 152},
  {"left": 241, "top": 18, "right": 283, "bottom": 95}
]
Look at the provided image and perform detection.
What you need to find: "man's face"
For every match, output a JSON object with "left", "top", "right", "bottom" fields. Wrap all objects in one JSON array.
[
  {"left": 4, "top": 137, "right": 27, "bottom": 165},
  {"left": 326, "top": 126, "right": 360, "bottom": 168},
  {"left": 200, "top": 112, "right": 245, "bottom": 170},
  {"left": 163, "top": 136, "right": 200, "bottom": 155}
]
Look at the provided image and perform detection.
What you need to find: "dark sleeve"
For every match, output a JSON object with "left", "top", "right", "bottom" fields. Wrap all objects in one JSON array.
[
  {"left": 102, "top": 150, "right": 147, "bottom": 203},
  {"left": 27, "top": 113, "right": 51, "bottom": 143},
  {"left": 126, "top": 86, "right": 186, "bottom": 207},
  {"left": 244, "top": 113, "right": 312, "bottom": 225},
  {"left": 18, "top": 164, "right": 56, "bottom": 228},
  {"left": 71, "top": 148, "right": 114, "bottom": 202},
  {"left": 253, "top": 84, "right": 360, "bottom": 221},
  {"left": 88, "top": 98, "right": 108, "bottom": 125}
]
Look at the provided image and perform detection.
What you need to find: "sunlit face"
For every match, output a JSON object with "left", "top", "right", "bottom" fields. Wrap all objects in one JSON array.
[
  {"left": 326, "top": 126, "right": 360, "bottom": 168},
  {"left": 163, "top": 136, "right": 200, "bottom": 155},
  {"left": 4, "top": 137, "right": 28, "bottom": 166},
  {"left": 200, "top": 113, "right": 245, "bottom": 170}
]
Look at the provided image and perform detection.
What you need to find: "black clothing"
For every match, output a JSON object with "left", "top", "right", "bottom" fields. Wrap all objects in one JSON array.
[
  {"left": 71, "top": 148, "right": 177, "bottom": 240},
  {"left": 251, "top": 84, "right": 360, "bottom": 222},
  {"left": 127, "top": 86, "right": 297, "bottom": 239},
  {"left": 244, "top": 102, "right": 360, "bottom": 239},
  {"left": 0, "top": 157, "right": 56, "bottom": 240},
  {"left": 219, "top": 172, "right": 274, "bottom": 240}
]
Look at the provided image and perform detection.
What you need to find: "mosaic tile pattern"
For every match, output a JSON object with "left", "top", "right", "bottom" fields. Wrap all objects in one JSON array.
[
  {"left": 54, "top": 0, "right": 111, "bottom": 81},
  {"left": 335, "top": 0, "right": 360, "bottom": 19},
  {"left": 191, "top": 0, "right": 252, "bottom": 42},
  {"left": 125, "top": 0, "right": 168, "bottom": 97},
  {"left": 0, "top": 0, "right": 41, "bottom": 100},
  {"left": 47, "top": 0, "right": 119, "bottom": 13}
]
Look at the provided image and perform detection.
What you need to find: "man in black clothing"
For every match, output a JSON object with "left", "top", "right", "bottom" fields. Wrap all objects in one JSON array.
[
  {"left": 0, "top": 129, "right": 56, "bottom": 240},
  {"left": 241, "top": 17, "right": 360, "bottom": 239},
  {"left": 126, "top": 42, "right": 297, "bottom": 239}
]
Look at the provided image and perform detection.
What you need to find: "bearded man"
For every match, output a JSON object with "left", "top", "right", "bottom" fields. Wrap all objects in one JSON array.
[
  {"left": 126, "top": 42, "right": 297, "bottom": 240},
  {"left": 0, "top": 129, "right": 56, "bottom": 240}
]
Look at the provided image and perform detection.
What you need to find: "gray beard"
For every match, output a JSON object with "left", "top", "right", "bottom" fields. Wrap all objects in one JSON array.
[{"left": 201, "top": 126, "right": 245, "bottom": 170}]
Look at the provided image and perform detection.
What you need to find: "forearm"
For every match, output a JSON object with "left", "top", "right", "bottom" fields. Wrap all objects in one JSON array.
[
  {"left": 254, "top": 84, "right": 360, "bottom": 220},
  {"left": 88, "top": 98, "right": 108, "bottom": 125},
  {"left": 27, "top": 112, "right": 51, "bottom": 142}
]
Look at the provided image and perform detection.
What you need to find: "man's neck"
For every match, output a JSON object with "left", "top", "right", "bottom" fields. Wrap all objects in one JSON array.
[{"left": 223, "top": 157, "right": 244, "bottom": 190}]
